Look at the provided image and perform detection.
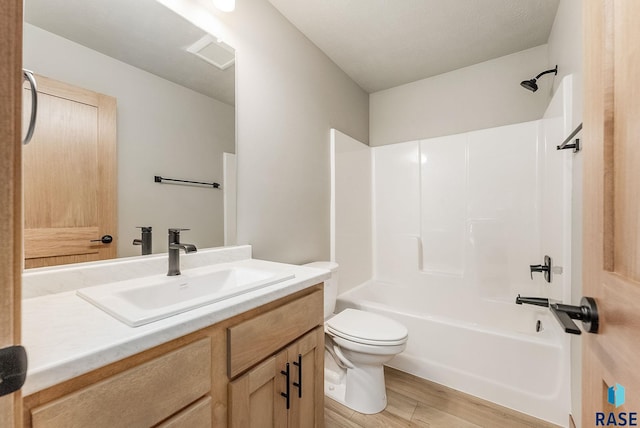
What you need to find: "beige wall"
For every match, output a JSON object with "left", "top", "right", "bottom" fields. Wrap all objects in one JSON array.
[
  {"left": 159, "top": 0, "right": 370, "bottom": 264},
  {"left": 23, "top": 23, "right": 235, "bottom": 257},
  {"left": 369, "top": 44, "right": 551, "bottom": 146},
  {"left": 548, "top": 0, "right": 583, "bottom": 102},
  {"left": 331, "top": 129, "right": 372, "bottom": 294}
]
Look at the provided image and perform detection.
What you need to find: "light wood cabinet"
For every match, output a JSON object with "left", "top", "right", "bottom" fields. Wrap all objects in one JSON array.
[
  {"left": 228, "top": 349, "right": 289, "bottom": 428},
  {"left": 157, "top": 396, "right": 212, "bottom": 428},
  {"left": 30, "top": 338, "right": 211, "bottom": 428},
  {"left": 22, "top": 284, "right": 324, "bottom": 427},
  {"left": 228, "top": 327, "right": 324, "bottom": 428},
  {"left": 285, "top": 327, "right": 324, "bottom": 428}
]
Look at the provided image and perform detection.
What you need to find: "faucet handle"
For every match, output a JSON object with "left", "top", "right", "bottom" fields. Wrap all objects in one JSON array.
[
  {"left": 136, "top": 226, "right": 152, "bottom": 232},
  {"left": 168, "top": 228, "right": 190, "bottom": 233},
  {"left": 168, "top": 228, "right": 190, "bottom": 245}
]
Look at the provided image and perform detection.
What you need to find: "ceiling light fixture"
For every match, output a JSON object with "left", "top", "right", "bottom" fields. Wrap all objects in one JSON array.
[{"left": 212, "top": 0, "right": 235, "bottom": 12}]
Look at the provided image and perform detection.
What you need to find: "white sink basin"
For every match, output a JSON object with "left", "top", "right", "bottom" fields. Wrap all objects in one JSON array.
[{"left": 76, "top": 265, "right": 295, "bottom": 326}]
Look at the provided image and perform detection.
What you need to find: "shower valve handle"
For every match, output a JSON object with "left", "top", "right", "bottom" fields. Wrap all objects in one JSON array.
[
  {"left": 529, "top": 255, "right": 552, "bottom": 282},
  {"left": 549, "top": 297, "right": 599, "bottom": 335},
  {"left": 529, "top": 264, "right": 547, "bottom": 279}
]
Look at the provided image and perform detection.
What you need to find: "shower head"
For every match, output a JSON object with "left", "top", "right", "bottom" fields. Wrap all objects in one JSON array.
[
  {"left": 520, "top": 65, "right": 558, "bottom": 92},
  {"left": 520, "top": 79, "right": 539, "bottom": 92}
]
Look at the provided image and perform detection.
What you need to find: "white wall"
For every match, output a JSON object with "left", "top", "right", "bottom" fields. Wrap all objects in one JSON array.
[
  {"left": 330, "top": 129, "right": 372, "bottom": 294},
  {"left": 23, "top": 23, "right": 235, "bottom": 257},
  {"left": 223, "top": 153, "right": 237, "bottom": 246},
  {"left": 158, "top": 0, "right": 370, "bottom": 264},
  {"left": 369, "top": 45, "right": 552, "bottom": 146},
  {"left": 372, "top": 122, "right": 547, "bottom": 300},
  {"left": 548, "top": 1, "right": 584, "bottom": 426}
]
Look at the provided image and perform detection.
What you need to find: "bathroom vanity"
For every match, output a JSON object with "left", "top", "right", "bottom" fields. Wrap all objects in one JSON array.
[{"left": 20, "top": 246, "right": 328, "bottom": 427}]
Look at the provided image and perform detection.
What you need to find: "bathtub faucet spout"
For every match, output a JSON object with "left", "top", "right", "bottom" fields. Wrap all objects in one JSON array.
[{"left": 515, "top": 294, "right": 549, "bottom": 307}]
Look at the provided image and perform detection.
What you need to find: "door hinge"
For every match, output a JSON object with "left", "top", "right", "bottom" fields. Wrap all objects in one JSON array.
[{"left": 0, "top": 345, "right": 27, "bottom": 396}]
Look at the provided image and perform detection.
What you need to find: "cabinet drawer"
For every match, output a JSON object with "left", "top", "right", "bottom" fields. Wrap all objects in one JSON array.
[
  {"left": 31, "top": 338, "right": 211, "bottom": 428},
  {"left": 227, "top": 289, "right": 323, "bottom": 378},
  {"left": 158, "top": 396, "right": 212, "bottom": 428}
]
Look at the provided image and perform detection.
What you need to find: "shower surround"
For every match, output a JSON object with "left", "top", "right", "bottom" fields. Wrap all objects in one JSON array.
[{"left": 331, "top": 76, "right": 576, "bottom": 426}]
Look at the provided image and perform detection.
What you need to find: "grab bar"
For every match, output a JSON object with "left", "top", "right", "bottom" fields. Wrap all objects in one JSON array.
[
  {"left": 22, "top": 69, "right": 38, "bottom": 145},
  {"left": 556, "top": 122, "right": 582, "bottom": 153}
]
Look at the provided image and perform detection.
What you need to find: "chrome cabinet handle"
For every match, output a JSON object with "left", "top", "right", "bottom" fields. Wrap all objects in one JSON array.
[{"left": 22, "top": 69, "right": 38, "bottom": 145}]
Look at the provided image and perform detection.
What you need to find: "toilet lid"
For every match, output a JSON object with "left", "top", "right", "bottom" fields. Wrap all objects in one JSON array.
[{"left": 326, "top": 309, "right": 408, "bottom": 346}]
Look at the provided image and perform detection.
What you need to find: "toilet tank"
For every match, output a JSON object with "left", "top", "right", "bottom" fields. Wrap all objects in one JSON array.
[{"left": 303, "top": 261, "right": 339, "bottom": 319}]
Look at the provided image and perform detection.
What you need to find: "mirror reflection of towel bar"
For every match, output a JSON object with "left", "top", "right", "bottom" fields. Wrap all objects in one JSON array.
[{"left": 154, "top": 175, "right": 220, "bottom": 189}]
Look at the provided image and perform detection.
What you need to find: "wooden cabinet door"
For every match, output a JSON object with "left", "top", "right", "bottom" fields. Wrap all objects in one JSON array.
[
  {"left": 287, "top": 327, "right": 324, "bottom": 428},
  {"left": 583, "top": 0, "right": 640, "bottom": 423},
  {"left": 0, "top": 1, "right": 23, "bottom": 426},
  {"left": 23, "top": 74, "right": 116, "bottom": 268},
  {"left": 30, "top": 338, "right": 211, "bottom": 428},
  {"left": 229, "top": 350, "right": 289, "bottom": 428},
  {"left": 228, "top": 326, "right": 324, "bottom": 428}
]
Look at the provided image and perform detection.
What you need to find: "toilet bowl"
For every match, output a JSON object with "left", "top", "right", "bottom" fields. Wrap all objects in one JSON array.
[{"left": 303, "top": 262, "right": 408, "bottom": 415}]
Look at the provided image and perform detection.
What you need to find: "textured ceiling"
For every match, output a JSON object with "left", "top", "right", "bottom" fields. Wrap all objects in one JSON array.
[
  {"left": 25, "top": 0, "right": 235, "bottom": 105},
  {"left": 268, "top": 0, "right": 560, "bottom": 93}
]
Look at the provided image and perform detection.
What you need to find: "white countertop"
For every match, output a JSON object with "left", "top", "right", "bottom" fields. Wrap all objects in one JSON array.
[{"left": 22, "top": 256, "right": 329, "bottom": 395}]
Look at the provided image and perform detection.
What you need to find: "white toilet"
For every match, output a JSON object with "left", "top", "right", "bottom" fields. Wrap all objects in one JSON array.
[{"left": 304, "top": 262, "right": 408, "bottom": 415}]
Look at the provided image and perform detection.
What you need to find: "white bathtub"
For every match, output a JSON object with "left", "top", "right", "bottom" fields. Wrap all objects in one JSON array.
[{"left": 335, "top": 280, "right": 570, "bottom": 427}]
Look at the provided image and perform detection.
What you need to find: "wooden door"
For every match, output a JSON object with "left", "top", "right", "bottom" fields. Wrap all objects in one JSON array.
[
  {"left": 0, "top": 1, "right": 23, "bottom": 426},
  {"left": 22, "top": 75, "right": 117, "bottom": 268},
  {"left": 583, "top": 0, "right": 640, "bottom": 425},
  {"left": 287, "top": 327, "right": 324, "bottom": 428},
  {"left": 229, "top": 350, "right": 289, "bottom": 428}
]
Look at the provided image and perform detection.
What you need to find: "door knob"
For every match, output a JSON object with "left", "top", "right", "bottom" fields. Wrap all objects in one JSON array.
[
  {"left": 0, "top": 346, "right": 27, "bottom": 397},
  {"left": 90, "top": 235, "right": 113, "bottom": 244}
]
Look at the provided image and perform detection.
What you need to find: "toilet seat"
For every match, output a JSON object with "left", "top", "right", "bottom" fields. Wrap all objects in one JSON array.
[{"left": 326, "top": 308, "right": 408, "bottom": 346}]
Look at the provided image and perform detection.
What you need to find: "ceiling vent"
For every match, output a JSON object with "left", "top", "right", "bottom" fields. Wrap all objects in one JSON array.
[{"left": 186, "top": 35, "right": 235, "bottom": 70}]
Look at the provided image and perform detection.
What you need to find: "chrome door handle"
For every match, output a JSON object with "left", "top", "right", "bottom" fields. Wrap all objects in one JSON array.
[{"left": 22, "top": 69, "right": 38, "bottom": 145}]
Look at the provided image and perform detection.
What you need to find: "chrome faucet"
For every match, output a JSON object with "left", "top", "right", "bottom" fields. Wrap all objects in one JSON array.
[
  {"left": 133, "top": 226, "right": 152, "bottom": 255},
  {"left": 167, "top": 228, "right": 197, "bottom": 276}
]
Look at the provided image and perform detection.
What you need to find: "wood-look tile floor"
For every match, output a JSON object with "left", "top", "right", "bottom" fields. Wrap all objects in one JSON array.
[{"left": 324, "top": 367, "right": 561, "bottom": 428}]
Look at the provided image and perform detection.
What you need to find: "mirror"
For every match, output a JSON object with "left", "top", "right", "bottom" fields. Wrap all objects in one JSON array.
[{"left": 22, "top": 0, "right": 236, "bottom": 268}]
